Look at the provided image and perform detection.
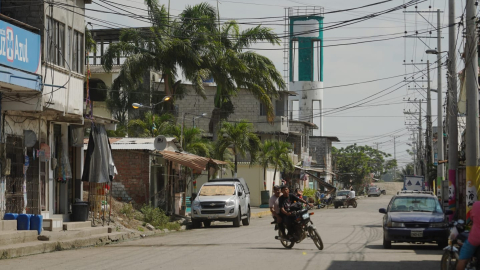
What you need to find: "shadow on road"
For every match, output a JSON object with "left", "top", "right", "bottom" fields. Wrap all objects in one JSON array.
[
  {"left": 366, "top": 244, "right": 442, "bottom": 254},
  {"left": 326, "top": 260, "right": 438, "bottom": 270}
]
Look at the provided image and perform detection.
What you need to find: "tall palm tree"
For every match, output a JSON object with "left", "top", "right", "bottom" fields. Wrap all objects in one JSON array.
[
  {"left": 178, "top": 4, "right": 285, "bottom": 139},
  {"left": 257, "top": 140, "right": 274, "bottom": 190},
  {"left": 216, "top": 120, "right": 260, "bottom": 177},
  {"left": 102, "top": 0, "right": 207, "bottom": 110},
  {"left": 270, "top": 140, "right": 294, "bottom": 182}
]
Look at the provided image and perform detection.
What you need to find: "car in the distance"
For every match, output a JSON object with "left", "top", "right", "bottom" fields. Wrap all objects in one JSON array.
[
  {"left": 368, "top": 186, "right": 381, "bottom": 197},
  {"left": 379, "top": 191, "right": 450, "bottom": 249},
  {"left": 333, "top": 190, "right": 351, "bottom": 208},
  {"left": 191, "top": 179, "right": 250, "bottom": 228}
]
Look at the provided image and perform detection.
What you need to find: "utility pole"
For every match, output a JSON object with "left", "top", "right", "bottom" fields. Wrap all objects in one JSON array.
[
  {"left": 447, "top": 0, "right": 458, "bottom": 216},
  {"left": 426, "top": 61, "right": 434, "bottom": 183},
  {"left": 465, "top": 0, "right": 479, "bottom": 218},
  {"left": 393, "top": 137, "right": 397, "bottom": 181},
  {"left": 435, "top": 9, "right": 445, "bottom": 200},
  {"left": 418, "top": 100, "right": 424, "bottom": 177}
]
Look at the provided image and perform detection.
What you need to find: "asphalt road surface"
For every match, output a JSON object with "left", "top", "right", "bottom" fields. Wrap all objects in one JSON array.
[{"left": 0, "top": 195, "right": 443, "bottom": 270}]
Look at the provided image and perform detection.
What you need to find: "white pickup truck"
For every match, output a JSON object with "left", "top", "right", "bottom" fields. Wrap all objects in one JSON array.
[{"left": 191, "top": 178, "right": 251, "bottom": 228}]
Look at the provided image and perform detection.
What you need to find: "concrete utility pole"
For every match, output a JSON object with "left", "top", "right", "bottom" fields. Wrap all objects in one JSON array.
[
  {"left": 393, "top": 137, "right": 397, "bottom": 181},
  {"left": 426, "top": 61, "right": 434, "bottom": 178},
  {"left": 448, "top": 0, "right": 458, "bottom": 215},
  {"left": 436, "top": 9, "right": 445, "bottom": 199},
  {"left": 418, "top": 100, "right": 424, "bottom": 177},
  {"left": 465, "top": 0, "right": 479, "bottom": 218}
]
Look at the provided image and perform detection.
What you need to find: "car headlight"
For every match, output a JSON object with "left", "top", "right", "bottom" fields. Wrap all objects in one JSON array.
[
  {"left": 387, "top": 221, "right": 405, "bottom": 228},
  {"left": 193, "top": 201, "right": 200, "bottom": 207},
  {"left": 430, "top": 223, "right": 446, "bottom": 228},
  {"left": 226, "top": 200, "right": 235, "bottom": 207}
]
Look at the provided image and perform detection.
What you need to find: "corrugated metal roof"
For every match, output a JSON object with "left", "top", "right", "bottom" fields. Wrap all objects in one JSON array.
[
  {"left": 84, "top": 137, "right": 182, "bottom": 151},
  {"left": 156, "top": 150, "right": 209, "bottom": 172}
]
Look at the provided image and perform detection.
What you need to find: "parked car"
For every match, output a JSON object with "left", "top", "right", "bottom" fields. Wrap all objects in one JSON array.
[
  {"left": 333, "top": 190, "right": 350, "bottom": 209},
  {"left": 379, "top": 191, "right": 450, "bottom": 249},
  {"left": 368, "top": 186, "right": 381, "bottom": 197},
  {"left": 191, "top": 178, "right": 250, "bottom": 228}
]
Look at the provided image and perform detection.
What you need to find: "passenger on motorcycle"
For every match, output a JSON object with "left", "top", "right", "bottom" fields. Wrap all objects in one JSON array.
[
  {"left": 279, "top": 185, "right": 313, "bottom": 240},
  {"left": 269, "top": 185, "right": 282, "bottom": 223},
  {"left": 349, "top": 188, "right": 356, "bottom": 199},
  {"left": 457, "top": 201, "right": 480, "bottom": 270}
]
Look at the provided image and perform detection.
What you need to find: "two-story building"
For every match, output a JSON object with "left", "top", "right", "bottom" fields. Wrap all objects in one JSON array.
[{"left": 0, "top": 0, "right": 115, "bottom": 230}]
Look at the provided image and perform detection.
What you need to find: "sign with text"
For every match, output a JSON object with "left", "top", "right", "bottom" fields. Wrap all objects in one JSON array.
[{"left": 0, "top": 19, "right": 41, "bottom": 74}]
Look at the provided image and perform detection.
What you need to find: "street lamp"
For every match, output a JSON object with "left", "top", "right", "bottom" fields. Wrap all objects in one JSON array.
[
  {"left": 193, "top": 113, "right": 207, "bottom": 128},
  {"left": 425, "top": 49, "right": 448, "bottom": 55},
  {"left": 132, "top": 96, "right": 171, "bottom": 110}
]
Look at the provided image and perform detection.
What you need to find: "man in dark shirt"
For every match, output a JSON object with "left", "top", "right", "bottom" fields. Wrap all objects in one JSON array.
[{"left": 279, "top": 186, "right": 312, "bottom": 240}]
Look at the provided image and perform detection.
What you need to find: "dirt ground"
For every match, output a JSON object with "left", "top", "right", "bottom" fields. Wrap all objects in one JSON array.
[{"left": 375, "top": 182, "right": 404, "bottom": 195}]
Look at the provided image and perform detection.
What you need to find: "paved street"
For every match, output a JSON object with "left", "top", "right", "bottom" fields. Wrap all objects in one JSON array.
[{"left": 0, "top": 195, "right": 442, "bottom": 270}]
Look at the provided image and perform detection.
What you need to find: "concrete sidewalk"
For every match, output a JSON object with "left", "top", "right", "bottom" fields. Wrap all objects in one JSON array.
[{"left": 250, "top": 207, "right": 271, "bottom": 218}]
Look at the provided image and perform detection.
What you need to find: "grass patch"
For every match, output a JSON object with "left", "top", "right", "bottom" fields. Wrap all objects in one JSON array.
[{"left": 141, "top": 204, "right": 169, "bottom": 228}]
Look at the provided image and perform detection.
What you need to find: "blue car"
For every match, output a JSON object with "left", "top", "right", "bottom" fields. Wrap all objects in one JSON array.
[{"left": 379, "top": 191, "right": 450, "bottom": 249}]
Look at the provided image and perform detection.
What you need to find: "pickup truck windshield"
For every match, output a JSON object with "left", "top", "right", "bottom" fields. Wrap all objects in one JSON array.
[
  {"left": 337, "top": 191, "right": 349, "bottom": 196},
  {"left": 199, "top": 185, "right": 235, "bottom": 196},
  {"left": 389, "top": 197, "right": 443, "bottom": 213}
]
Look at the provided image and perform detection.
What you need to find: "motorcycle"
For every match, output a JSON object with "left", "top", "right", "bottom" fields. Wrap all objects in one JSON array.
[
  {"left": 441, "top": 219, "right": 480, "bottom": 270},
  {"left": 343, "top": 196, "right": 357, "bottom": 208},
  {"left": 274, "top": 205, "right": 324, "bottom": 250}
]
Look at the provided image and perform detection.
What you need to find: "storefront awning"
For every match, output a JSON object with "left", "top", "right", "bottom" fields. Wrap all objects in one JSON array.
[
  {"left": 304, "top": 171, "right": 336, "bottom": 192},
  {"left": 209, "top": 158, "right": 228, "bottom": 165},
  {"left": 156, "top": 150, "right": 210, "bottom": 171}
]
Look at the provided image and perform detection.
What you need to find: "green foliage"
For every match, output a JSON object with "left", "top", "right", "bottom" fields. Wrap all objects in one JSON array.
[
  {"left": 302, "top": 188, "right": 316, "bottom": 198},
  {"left": 256, "top": 140, "right": 293, "bottom": 189},
  {"left": 140, "top": 204, "right": 170, "bottom": 228},
  {"left": 137, "top": 226, "right": 144, "bottom": 232},
  {"left": 120, "top": 202, "right": 135, "bottom": 220},
  {"left": 216, "top": 120, "right": 261, "bottom": 174},
  {"left": 128, "top": 112, "right": 179, "bottom": 138},
  {"left": 182, "top": 127, "right": 212, "bottom": 157},
  {"left": 165, "top": 222, "right": 181, "bottom": 231},
  {"left": 333, "top": 144, "right": 397, "bottom": 187}
]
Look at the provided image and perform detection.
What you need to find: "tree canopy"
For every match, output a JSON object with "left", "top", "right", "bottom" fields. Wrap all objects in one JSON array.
[{"left": 332, "top": 144, "right": 397, "bottom": 186}]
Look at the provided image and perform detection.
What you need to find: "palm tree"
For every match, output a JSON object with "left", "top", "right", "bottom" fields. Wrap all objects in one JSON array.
[
  {"left": 216, "top": 120, "right": 260, "bottom": 177},
  {"left": 257, "top": 140, "right": 274, "bottom": 190},
  {"left": 270, "top": 140, "right": 294, "bottom": 183},
  {"left": 127, "top": 112, "right": 178, "bottom": 137},
  {"left": 182, "top": 127, "right": 212, "bottom": 157},
  {"left": 102, "top": 0, "right": 207, "bottom": 112},
  {"left": 178, "top": 4, "right": 285, "bottom": 139}
]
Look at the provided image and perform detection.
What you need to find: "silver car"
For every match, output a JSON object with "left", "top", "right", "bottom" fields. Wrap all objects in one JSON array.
[
  {"left": 191, "top": 181, "right": 250, "bottom": 228},
  {"left": 368, "top": 186, "right": 381, "bottom": 197}
]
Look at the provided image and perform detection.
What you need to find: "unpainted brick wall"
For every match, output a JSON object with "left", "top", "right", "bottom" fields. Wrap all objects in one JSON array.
[{"left": 111, "top": 150, "right": 150, "bottom": 205}]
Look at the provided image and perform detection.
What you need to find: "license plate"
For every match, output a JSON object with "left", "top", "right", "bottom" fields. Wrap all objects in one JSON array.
[
  {"left": 207, "top": 215, "right": 217, "bottom": 219},
  {"left": 411, "top": 231, "right": 423, "bottom": 237},
  {"left": 302, "top": 213, "right": 309, "bottom": 219}
]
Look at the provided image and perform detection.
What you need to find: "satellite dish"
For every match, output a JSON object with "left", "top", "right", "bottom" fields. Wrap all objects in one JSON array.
[
  {"left": 24, "top": 130, "right": 37, "bottom": 147},
  {"left": 154, "top": 135, "right": 167, "bottom": 151}
]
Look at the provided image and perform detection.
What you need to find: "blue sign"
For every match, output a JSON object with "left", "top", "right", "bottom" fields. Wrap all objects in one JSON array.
[{"left": 0, "top": 19, "right": 41, "bottom": 74}]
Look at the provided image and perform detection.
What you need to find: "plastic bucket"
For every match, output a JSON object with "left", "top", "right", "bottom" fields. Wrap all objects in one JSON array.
[{"left": 30, "top": 215, "right": 43, "bottom": 235}]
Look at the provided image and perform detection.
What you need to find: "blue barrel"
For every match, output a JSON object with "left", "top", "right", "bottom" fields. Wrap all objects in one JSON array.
[
  {"left": 17, "top": 214, "right": 31, "bottom": 230},
  {"left": 30, "top": 215, "right": 43, "bottom": 235},
  {"left": 3, "top": 213, "right": 18, "bottom": 220}
]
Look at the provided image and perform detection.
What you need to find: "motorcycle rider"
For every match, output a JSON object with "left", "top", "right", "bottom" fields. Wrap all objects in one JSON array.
[
  {"left": 269, "top": 185, "right": 282, "bottom": 224},
  {"left": 279, "top": 185, "right": 313, "bottom": 241},
  {"left": 457, "top": 201, "right": 480, "bottom": 270}
]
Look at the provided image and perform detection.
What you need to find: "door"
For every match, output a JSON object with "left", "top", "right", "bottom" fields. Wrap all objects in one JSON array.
[{"left": 238, "top": 184, "right": 246, "bottom": 215}]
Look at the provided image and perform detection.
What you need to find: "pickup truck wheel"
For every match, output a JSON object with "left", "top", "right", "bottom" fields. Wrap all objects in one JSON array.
[
  {"left": 242, "top": 207, "right": 250, "bottom": 226},
  {"left": 233, "top": 209, "right": 241, "bottom": 227},
  {"left": 203, "top": 221, "right": 211, "bottom": 228},
  {"left": 334, "top": 204, "right": 339, "bottom": 209},
  {"left": 192, "top": 219, "right": 202, "bottom": 229}
]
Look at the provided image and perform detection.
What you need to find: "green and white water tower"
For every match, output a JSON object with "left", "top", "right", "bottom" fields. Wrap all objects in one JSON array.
[{"left": 287, "top": 7, "right": 324, "bottom": 136}]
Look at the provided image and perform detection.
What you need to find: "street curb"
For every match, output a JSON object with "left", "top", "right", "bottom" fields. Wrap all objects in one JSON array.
[{"left": 251, "top": 210, "right": 271, "bottom": 218}]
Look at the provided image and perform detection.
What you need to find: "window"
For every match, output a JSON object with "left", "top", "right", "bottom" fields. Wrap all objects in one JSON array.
[
  {"left": 260, "top": 103, "right": 267, "bottom": 116},
  {"left": 46, "top": 17, "right": 65, "bottom": 67},
  {"left": 312, "top": 100, "right": 321, "bottom": 136},
  {"left": 312, "top": 40, "right": 321, "bottom": 81},
  {"left": 291, "top": 100, "right": 299, "bottom": 120},
  {"left": 291, "top": 40, "right": 299, "bottom": 82},
  {"left": 275, "top": 99, "right": 284, "bottom": 116},
  {"left": 72, "top": 30, "right": 84, "bottom": 73}
]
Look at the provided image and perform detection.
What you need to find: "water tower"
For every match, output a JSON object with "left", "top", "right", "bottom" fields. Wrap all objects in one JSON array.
[{"left": 286, "top": 7, "right": 324, "bottom": 136}]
